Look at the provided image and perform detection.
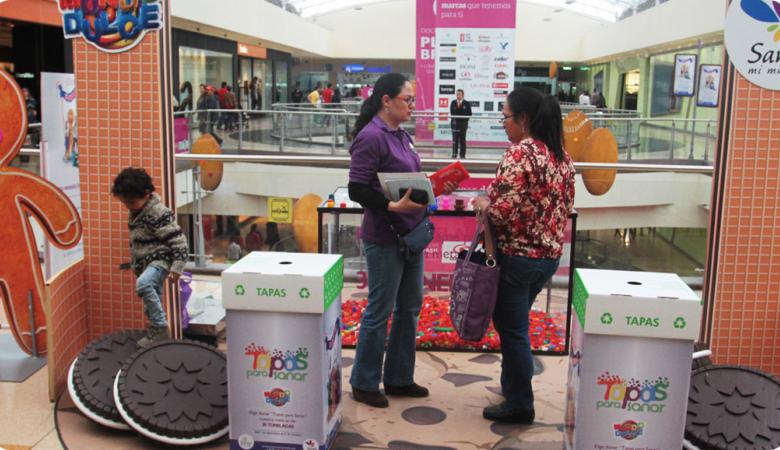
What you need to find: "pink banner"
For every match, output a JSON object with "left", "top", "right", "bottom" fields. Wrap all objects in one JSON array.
[
  {"left": 415, "top": 0, "right": 437, "bottom": 142},
  {"left": 415, "top": 0, "right": 517, "bottom": 144}
]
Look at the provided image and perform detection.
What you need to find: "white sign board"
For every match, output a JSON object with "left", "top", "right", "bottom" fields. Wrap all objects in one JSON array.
[{"left": 40, "top": 72, "right": 83, "bottom": 279}]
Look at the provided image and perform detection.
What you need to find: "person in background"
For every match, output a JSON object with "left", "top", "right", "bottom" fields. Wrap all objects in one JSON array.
[
  {"left": 178, "top": 81, "right": 193, "bottom": 112},
  {"left": 578, "top": 90, "right": 591, "bottom": 106},
  {"left": 112, "top": 167, "right": 189, "bottom": 348},
  {"left": 21, "top": 87, "right": 39, "bottom": 146},
  {"left": 226, "top": 236, "right": 242, "bottom": 263},
  {"left": 308, "top": 83, "right": 322, "bottom": 106},
  {"left": 332, "top": 85, "right": 342, "bottom": 105},
  {"left": 347, "top": 73, "right": 457, "bottom": 409},
  {"left": 323, "top": 83, "right": 334, "bottom": 104},
  {"left": 309, "top": 83, "right": 323, "bottom": 125},
  {"left": 591, "top": 89, "right": 602, "bottom": 109},
  {"left": 449, "top": 89, "right": 472, "bottom": 159},
  {"left": 472, "top": 87, "right": 575, "bottom": 424},
  {"left": 197, "top": 84, "right": 222, "bottom": 144},
  {"left": 255, "top": 78, "right": 264, "bottom": 111},
  {"left": 250, "top": 77, "right": 259, "bottom": 110},
  {"left": 557, "top": 88, "right": 566, "bottom": 103},
  {"left": 265, "top": 222, "right": 280, "bottom": 250},
  {"left": 291, "top": 81, "right": 304, "bottom": 104},
  {"left": 245, "top": 223, "right": 264, "bottom": 252},
  {"left": 224, "top": 86, "right": 238, "bottom": 130},
  {"left": 217, "top": 81, "right": 229, "bottom": 130}
]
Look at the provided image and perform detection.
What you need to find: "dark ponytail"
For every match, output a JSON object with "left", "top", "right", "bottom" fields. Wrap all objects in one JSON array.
[
  {"left": 351, "top": 73, "right": 408, "bottom": 141},
  {"left": 530, "top": 95, "right": 565, "bottom": 162},
  {"left": 506, "top": 87, "right": 565, "bottom": 162}
]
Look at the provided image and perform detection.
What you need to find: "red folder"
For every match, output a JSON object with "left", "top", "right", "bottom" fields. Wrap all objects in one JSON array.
[{"left": 430, "top": 161, "right": 471, "bottom": 197}]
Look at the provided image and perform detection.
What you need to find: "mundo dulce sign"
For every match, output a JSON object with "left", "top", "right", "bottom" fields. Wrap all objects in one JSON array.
[{"left": 57, "top": 0, "right": 163, "bottom": 53}]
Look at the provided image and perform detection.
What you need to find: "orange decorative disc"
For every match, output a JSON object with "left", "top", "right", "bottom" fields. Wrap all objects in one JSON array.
[
  {"left": 292, "top": 194, "right": 323, "bottom": 253},
  {"left": 581, "top": 127, "right": 618, "bottom": 196},
  {"left": 191, "top": 133, "right": 223, "bottom": 191},
  {"left": 563, "top": 110, "right": 592, "bottom": 162},
  {"left": 549, "top": 62, "right": 558, "bottom": 79},
  {"left": 0, "top": 70, "right": 27, "bottom": 166}
]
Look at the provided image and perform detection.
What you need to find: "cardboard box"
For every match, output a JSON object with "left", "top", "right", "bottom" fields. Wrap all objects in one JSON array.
[
  {"left": 565, "top": 269, "right": 700, "bottom": 450},
  {"left": 223, "top": 252, "right": 343, "bottom": 450}
]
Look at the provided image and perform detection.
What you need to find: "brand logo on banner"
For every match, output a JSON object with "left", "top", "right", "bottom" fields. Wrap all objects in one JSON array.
[
  {"left": 725, "top": 0, "right": 780, "bottom": 89},
  {"left": 245, "top": 343, "right": 309, "bottom": 381},
  {"left": 614, "top": 420, "right": 645, "bottom": 440},
  {"left": 440, "top": 69, "right": 456, "bottom": 80},
  {"left": 495, "top": 71, "right": 508, "bottom": 79},
  {"left": 438, "top": 97, "right": 450, "bottom": 107},
  {"left": 57, "top": 0, "right": 163, "bottom": 53},
  {"left": 439, "top": 85, "right": 456, "bottom": 94},
  {"left": 596, "top": 372, "right": 670, "bottom": 414},
  {"left": 441, "top": 241, "right": 470, "bottom": 263},
  {"left": 264, "top": 388, "right": 291, "bottom": 407}
]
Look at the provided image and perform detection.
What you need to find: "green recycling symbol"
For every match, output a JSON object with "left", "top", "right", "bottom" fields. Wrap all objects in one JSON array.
[
  {"left": 674, "top": 317, "right": 687, "bottom": 329},
  {"left": 299, "top": 288, "right": 310, "bottom": 299},
  {"left": 600, "top": 312, "right": 614, "bottom": 325},
  {"left": 235, "top": 284, "right": 246, "bottom": 296}
]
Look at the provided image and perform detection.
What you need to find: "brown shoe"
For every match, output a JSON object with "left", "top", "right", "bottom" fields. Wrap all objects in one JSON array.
[
  {"left": 137, "top": 326, "right": 169, "bottom": 348},
  {"left": 352, "top": 387, "right": 389, "bottom": 408}
]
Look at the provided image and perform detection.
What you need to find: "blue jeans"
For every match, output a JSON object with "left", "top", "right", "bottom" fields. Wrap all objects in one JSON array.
[
  {"left": 350, "top": 242, "right": 424, "bottom": 391},
  {"left": 493, "top": 253, "right": 559, "bottom": 412},
  {"left": 136, "top": 265, "right": 169, "bottom": 328}
]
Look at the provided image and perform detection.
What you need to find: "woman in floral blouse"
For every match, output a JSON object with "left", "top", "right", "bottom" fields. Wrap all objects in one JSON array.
[{"left": 473, "top": 87, "right": 575, "bottom": 424}]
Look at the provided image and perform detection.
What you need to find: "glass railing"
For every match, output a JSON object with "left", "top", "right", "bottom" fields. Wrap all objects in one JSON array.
[
  {"left": 170, "top": 153, "right": 712, "bottom": 352},
  {"left": 9, "top": 145, "right": 712, "bottom": 352},
  {"left": 170, "top": 108, "right": 716, "bottom": 163}
]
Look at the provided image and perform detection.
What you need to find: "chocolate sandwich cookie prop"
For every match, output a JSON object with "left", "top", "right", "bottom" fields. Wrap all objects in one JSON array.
[
  {"left": 0, "top": 69, "right": 82, "bottom": 356},
  {"left": 114, "top": 340, "right": 228, "bottom": 446},
  {"left": 67, "top": 330, "right": 147, "bottom": 429}
]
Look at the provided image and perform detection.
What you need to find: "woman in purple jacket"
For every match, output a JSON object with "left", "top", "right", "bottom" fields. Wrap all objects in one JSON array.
[{"left": 347, "top": 73, "right": 454, "bottom": 407}]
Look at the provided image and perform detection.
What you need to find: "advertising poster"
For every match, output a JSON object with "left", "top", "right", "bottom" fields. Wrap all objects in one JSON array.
[
  {"left": 40, "top": 72, "right": 83, "bottom": 279},
  {"left": 416, "top": 0, "right": 516, "bottom": 145},
  {"left": 672, "top": 54, "right": 697, "bottom": 96},
  {"left": 697, "top": 65, "right": 721, "bottom": 107}
]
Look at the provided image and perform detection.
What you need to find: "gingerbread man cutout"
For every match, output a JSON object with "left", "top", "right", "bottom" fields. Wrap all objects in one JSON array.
[{"left": 0, "top": 69, "right": 82, "bottom": 355}]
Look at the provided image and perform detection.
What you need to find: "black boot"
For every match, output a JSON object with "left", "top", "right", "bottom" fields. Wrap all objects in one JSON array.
[
  {"left": 384, "top": 382, "right": 429, "bottom": 398},
  {"left": 352, "top": 387, "right": 389, "bottom": 408}
]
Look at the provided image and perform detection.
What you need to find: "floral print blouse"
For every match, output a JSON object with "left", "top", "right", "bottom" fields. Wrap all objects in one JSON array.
[{"left": 486, "top": 138, "right": 575, "bottom": 259}]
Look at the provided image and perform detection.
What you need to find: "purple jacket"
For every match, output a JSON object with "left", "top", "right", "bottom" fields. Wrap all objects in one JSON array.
[{"left": 349, "top": 116, "right": 425, "bottom": 245}]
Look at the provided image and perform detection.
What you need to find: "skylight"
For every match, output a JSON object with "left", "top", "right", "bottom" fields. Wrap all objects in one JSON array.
[{"left": 282, "top": 0, "right": 661, "bottom": 22}]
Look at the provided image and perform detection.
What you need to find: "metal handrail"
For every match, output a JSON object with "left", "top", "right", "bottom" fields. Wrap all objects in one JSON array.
[{"left": 174, "top": 152, "right": 714, "bottom": 174}]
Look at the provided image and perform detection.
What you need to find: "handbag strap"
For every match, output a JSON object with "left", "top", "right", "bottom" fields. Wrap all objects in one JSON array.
[
  {"left": 479, "top": 211, "right": 498, "bottom": 268},
  {"left": 464, "top": 211, "right": 497, "bottom": 268}
]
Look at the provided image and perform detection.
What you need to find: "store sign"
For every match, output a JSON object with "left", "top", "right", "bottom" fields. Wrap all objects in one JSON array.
[
  {"left": 237, "top": 42, "right": 267, "bottom": 59},
  {"left": 725, "top": 0, "right": 780, "bottom": 90},
  {"left": 269, "top": 197, "right": 292, "bottom": 223},
  {"left": 343, "top": 64, "right": 365, "bottom": 73},
  {"left": 57, "top": 0, "right": 162, "bottom": 53}
]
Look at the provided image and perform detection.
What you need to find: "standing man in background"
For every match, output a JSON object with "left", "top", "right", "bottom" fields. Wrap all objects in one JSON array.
[{"left": 450, "top": 89, "right": 472, "bottom": 159}]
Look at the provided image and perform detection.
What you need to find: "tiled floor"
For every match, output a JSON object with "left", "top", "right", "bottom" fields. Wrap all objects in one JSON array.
[{"left": 0, "top": 275, "right": 568, "bottom": 450}]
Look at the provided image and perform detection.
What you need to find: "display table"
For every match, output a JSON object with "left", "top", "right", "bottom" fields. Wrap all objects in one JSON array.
[
  {"left": 317, "top": 187, "right": 577, "bottom": 355},
  {"left": 222, "top": 252, "right": 344, "bottom": 450},
  {"left": 565, "top": 269, "right": 701, "bottom": 449}
]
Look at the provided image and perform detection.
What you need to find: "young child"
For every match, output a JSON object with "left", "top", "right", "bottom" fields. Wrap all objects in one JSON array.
[{"left": 112, "top": 167, "right": 189, "bottom": 347}]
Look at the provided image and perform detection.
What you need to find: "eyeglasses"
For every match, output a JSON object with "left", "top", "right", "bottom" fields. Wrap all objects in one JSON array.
[
  {"left": 396, "top": 95, "right": 415, "bottom": 106},
  {"left": 500, "top": 114, "right": 515, "bottom": 124}
]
